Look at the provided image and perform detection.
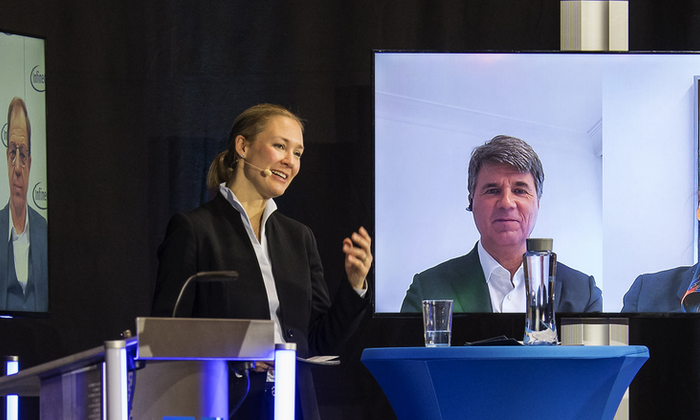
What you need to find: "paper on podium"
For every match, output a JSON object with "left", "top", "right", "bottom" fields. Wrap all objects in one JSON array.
[{"left": 297, "top": 355, "right": 340, "bottom": 365}]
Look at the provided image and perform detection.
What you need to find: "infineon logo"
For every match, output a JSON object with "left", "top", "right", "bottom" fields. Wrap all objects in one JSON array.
[
  {"left": 0, "top": 123, "right": 6, "bottom": 147},
  {"left": 30, "top": 65, "right": 45, "bottom": 92},
  {"left": 33, "top": 182, "right": 47, "bottom": 210}
]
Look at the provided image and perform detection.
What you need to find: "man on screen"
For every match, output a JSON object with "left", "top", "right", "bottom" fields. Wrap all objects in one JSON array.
[
  {"left": 0, "top": 97, "right": 48, "bottom": 312},
  {"left": 400, "top": 135, "right": 602, "bottom": 313},
  {"left": 621, "top": 195, "right": 700, "bottom": 313}
]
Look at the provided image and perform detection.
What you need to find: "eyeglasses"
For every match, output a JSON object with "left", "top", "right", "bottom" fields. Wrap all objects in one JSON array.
[{"left": 8, "top": 143, "right": 29, "bottom": 167}]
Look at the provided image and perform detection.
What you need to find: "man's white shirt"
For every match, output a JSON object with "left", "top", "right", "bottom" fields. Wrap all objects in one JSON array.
[
  {"left": 8, "top": 204, "right": 30, "bottom": 293},
  {"left": 478, "top": 241, "right": 525, "bottom": 312}
]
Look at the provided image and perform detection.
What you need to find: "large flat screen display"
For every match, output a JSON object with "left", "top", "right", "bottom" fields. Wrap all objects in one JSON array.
[
  {"left": 374, "top": 51, "right": 699, "bottom": 314},
  {"left": 0, "top": 31, "right": 48, "bottom": 316}
]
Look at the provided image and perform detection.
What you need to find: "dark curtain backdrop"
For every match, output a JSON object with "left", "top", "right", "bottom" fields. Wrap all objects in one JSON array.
[{"left": 0, "top": 1, "right": 699, "bottom": 419}]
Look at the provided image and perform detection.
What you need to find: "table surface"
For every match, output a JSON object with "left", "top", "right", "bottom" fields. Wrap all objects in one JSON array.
[
  {"left": 361, "top": 345, "right": 650, "bottom": 420},
  {"left": 362, "top": 344, "right": 650, "bottom": 360}
]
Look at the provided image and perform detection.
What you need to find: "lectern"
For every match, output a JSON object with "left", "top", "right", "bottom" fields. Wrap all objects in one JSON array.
[{"left": 0, "top": 317, "right": 285, "bottom": 420}]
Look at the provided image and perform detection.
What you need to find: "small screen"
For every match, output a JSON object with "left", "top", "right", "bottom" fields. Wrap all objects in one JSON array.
[{"left": 0, "top": 31, "right": 48, "bottom": 315}]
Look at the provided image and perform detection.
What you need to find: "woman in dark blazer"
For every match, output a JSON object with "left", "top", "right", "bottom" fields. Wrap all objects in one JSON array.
[{"left": 151, "top": 104, "right": 373, "bottom": 420}]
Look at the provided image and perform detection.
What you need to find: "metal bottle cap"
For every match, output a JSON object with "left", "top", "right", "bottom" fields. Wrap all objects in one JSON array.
[{"left": 526, "top": 238, "right": 553, "bottom": 252}]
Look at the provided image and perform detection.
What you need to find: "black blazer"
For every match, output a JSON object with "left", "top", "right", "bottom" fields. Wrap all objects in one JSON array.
[
  {"left": 0, "top": 203, "right": 48, "bottom": 312},
  {"left": 152, "top": 193, "right": 369, "bottom": 420}
]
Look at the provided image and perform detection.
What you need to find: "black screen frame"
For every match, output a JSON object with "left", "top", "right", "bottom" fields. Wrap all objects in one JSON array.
[
  {"left": 371, "top": 49, "right": 700, "bottom": 317},
  {"left": 0, "top": 28, "right": 49, "bottom": 319}
]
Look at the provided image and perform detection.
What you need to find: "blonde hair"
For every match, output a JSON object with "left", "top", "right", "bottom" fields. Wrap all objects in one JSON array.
[{"left": 207, "top": 104, "right": 304, "bottom": 194}]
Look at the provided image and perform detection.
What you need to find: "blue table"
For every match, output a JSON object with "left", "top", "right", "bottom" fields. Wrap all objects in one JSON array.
[{"left": 361, "top": 346, "right": 649, "bottom": 420}]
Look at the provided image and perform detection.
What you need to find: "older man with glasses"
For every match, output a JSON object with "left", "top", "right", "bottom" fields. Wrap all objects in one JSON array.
[{"left": 0, "top": 97, "right": 48, "bottom": 312}]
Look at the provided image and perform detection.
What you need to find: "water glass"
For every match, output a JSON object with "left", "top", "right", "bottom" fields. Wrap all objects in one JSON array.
[{"left": 422, "top": 299, "right": 453, "bottom": 347}]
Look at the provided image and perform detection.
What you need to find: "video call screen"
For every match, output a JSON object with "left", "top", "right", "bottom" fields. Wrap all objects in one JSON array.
[
  {"left": 0, "top": 31, "right": 48, "bottom": 315},
  {"left": 374, "top": 51, "right": 700, "bottom": 313}
]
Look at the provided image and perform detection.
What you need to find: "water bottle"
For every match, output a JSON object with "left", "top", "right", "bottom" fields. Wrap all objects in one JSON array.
[{"left": 523, "top": 238, "right": 558, "bottom": 345}]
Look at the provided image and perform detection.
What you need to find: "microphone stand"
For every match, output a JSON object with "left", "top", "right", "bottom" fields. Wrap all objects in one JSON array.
[{"left": 171, "top": 271, "right": 239, "bottom": 318}]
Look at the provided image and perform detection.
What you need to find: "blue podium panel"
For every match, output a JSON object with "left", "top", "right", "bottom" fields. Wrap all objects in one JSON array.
[{"left": 361, "top": 346, "right": 649, "bottom": 420}]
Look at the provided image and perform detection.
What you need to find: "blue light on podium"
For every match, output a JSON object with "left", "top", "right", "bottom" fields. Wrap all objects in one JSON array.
[
  {"left": 5, "top": 356, "right": 18, "bottom": 420},
  {"left": 274, "top": 343, "right": 296, "bottom": 420}
]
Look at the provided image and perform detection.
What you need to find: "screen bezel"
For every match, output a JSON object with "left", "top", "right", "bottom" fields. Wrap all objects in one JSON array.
[
  {"left": 0, "top": 28, "right": 49, "bottom": 318},
  {"left": 371, "top": 49, "right": 700, "bottom": 317}
]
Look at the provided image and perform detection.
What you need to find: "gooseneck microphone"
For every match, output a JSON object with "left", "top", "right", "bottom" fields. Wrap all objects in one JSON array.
[
  {"left": 242, "top": 159, "right": 273, "bottom": 177},
  {"left": 171, "top": 271, "right": 239, "bottom": 317}
]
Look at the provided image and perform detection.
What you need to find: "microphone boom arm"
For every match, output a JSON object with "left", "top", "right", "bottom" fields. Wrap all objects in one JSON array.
[{"left": 171, "top": 270, "right": 239, "bottom": 318}]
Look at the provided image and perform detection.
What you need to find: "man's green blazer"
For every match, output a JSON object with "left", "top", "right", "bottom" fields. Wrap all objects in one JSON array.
[{"left": 400, "top": 243, "right": 603, "bottom": 313}]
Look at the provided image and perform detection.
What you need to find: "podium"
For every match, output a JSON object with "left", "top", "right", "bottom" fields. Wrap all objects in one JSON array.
[
  {"left": 0, "top": 317, "right": 281, "bottom": 420},
  {"left": 361, "top": 345, "right": 649, "bottom": 420}
]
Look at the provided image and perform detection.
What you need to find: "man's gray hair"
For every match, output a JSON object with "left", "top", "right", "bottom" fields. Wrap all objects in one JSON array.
[{"left": 467, "top": 135, "right": 544, "bottom": 210}]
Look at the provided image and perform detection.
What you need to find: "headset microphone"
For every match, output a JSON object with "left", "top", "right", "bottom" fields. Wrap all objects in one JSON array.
[{"left": 243, "top": 159, "right": 273, "bottom": 177}]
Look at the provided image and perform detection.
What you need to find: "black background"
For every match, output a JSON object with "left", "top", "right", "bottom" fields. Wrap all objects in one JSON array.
[{"left": 0, "top": 1, "right": 699, "bottom": 418}]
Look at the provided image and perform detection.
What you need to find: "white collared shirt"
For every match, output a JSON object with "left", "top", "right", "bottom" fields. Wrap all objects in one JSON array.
[
  {"left": 7, "top": 204, "right": 30, "bottom": 293},
  {"left": 219, "top": 184, "right": 369, "bottom": 382},
  {"left": 478, "top": 241, "right": 525, "bottom": 313},
  {"left": 219, "top": 184, "right": 286, "bottom": 345}
]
